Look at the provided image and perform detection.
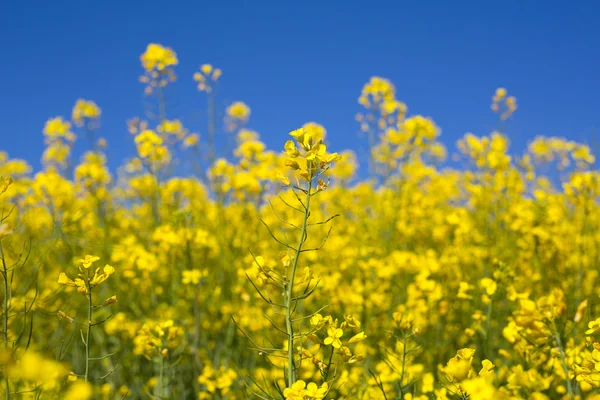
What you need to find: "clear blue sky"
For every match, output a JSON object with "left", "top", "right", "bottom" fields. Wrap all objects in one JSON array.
[{"left": 1, "top": 1, "right": 599, "bottom": 173}]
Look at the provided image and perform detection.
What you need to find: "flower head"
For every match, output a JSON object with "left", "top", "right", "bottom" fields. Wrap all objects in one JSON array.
[
  {"left": 78, "top": 255, "right": 100, "bottom": 269},
  {"left": 72, "top": 99, "right": 101, "bottom": 127},
  {"left": 193, "top": 64, "right": 222, "bottom": 92},
  {"left": 324, "top": 327, "right": 343, "bottom": 348},
  {"left": 139, "top": 43, "right": 178, "bottom": 94}
]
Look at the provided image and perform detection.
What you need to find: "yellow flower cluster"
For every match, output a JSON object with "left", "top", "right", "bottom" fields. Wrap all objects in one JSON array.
[
  {"left": 58, "top": 255, "right": 115, "bottom": 295},
  {"left": 226, "top": 101, "right": 251, "bottom": 122},
  {"left": 357, "top": 76, "right": 407, "bottom": 133},
  {"left": 157, "top": 119, "right": 186, "bottom": 140},
  {"left": 529, "top": 136, "right": 596, "bottom": 169},
  {"left": 283, "top": 380, "right": 328, "bottom": 400},
  {"left": 278, "top": 127, "right": 341, "bottom": 185},
  {"left": 74, "top": 151, "right": 111, "bottom": 196},
  {"left": 491, "top": 87, "right": 517, "bottom": 120},
  {"left": 4, "top": 351, "right": 64, "bottom": 391},
  {"left": 134, "top": 129, "right": 171, "bottom": 166},
  {"left": 302, "top": 122, "right": 327, "bottom": 142},
  {"left": 458, "top": 132, "right": 512, "bottom": 170},
  {"left": 2, "top": 43, "right": 600, "bottom": 400},
  {"left": 140, "top": 43, "right": 178, "bottom": 72},
  {"left": 193, "top": 63, "right": 222, "bottom": 92},
  {"left": 139, "top": 43, "right": 178, "bottom": 94},
  {"left": 197, "top": 365, "right": 238, "bottom": 399},
  {"left": 72, "top": 99, "right": 101, "bottom": 127},
  {"left": 133, "top": 320, "right": 184, "bottom": 358},
  {"left": 42, "top": 116, "right": 76, "bottom": 168}
]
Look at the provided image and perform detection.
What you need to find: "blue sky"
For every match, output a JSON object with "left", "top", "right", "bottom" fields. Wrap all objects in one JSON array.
[{"left": 1, "top": 1, "right": 599, "bottom": 173}]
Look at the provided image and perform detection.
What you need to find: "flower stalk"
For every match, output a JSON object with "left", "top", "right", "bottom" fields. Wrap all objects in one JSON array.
[{"left": 285, "top": 180, "right": 312, "bottom": 387}]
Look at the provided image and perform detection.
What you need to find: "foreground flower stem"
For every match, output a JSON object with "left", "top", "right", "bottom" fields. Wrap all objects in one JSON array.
[
  {"left": 552, "top": 320, "right": 573, "bottom": 400},
  {"left": 285, "top": 180, "right": 312, "bottom": 387},
  {"left": 159, "top": 354, "right": 165, "bottom": 398},
  {"left": 322, "top": 346, "right": 334, "bottom": 382},
  {"left": 1, "top": 242, "right": 10, "bottom": 399},
  {"left": 84, "top": 281, "right": 92, "bottom": 383}
]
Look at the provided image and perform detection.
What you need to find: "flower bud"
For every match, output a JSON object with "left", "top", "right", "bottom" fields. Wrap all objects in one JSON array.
[{"left": 104, "top": 295, "right": 118, "bottom": 306}]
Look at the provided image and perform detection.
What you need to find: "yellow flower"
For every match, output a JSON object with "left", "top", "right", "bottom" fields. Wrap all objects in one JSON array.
[
  {"left": 134, "top": 129, "right": 171, "bottom": 164},
  {"left": 89, "top": 264, "right": 115, "bottom": 286},
  {"left": 283, "top": 380, "right": 328, "bottom": 400},
  {"left": 157, "top": 119, "right": 185, "bottom": 138},
  {"left": 349, "top": 331, "right": 367, "bottom": 343},
  {"left": 302, "top": 122, "right": 327, "bottom": 142},
  {"left": 480, "top": 278, "right": 497, "bottom": 296},
  {"left": 226, "top": 101, "right": 251, "bottom": 122},
  {"left": 44, "top": 117, "right": 74, "bottom": 140},
  {"left": 78, "top": 255, "right": 100, "bottom": 269},
  {"left": 443, "top": 348, "right": 476, "bottom": 382},
  {"left": 58, "top": 273, "right": 87, "bottom": 294},
  {"left": 491, "top": 87, "right": 517, "bottom": 119},
  {"left": 304, "top": 381, "right": 328, "bottom": 399},
  {"left": 289, "top": 128, "right": 305, "bottom": 142},
  {"left": 479, "top": 359, "right": 495, "bottom": 376},
  {"left": 194, "top": 64, "right": 221, "bottom": 92},
  {"left": 140, "top": 43, "right": 178, "bottom": 73},
  {"left": 201, "top": 64, "right": 213, "bottom": 75},
  {"left": 276, "top": 173, "right": 291, "bottom": 186},
  {"left": 6, "top": 351, "right": 63, "bottom": 386},
  {"left": 0, "top": 176, "right": 13, "bottom": 194},
  {"left": 182, "top": 269, "right": 204, "bottom": 285},
  {"left": 323, "top": 152, "right": 341, "bottom": 164},
  {"left": 575, "top": 300, "right": 588, "bottom": 323},
  {"left": 65, "top": 381, "right": 93, "bottom": 400},
  {"left": 460, "top": 377, "right": 500, "bottom": 400},
  {"left": 58, "top": 273, "right": 74, "bottom": 285},
  {"left": 284, "top": 140, "right": 300, "bottom": 158},
  {"left": 104, "top": 295, "right": 118, "bottom": 306},
  {"left": 306, "top": 142, "right": 326, "bottom": 162},
  {"left": 324, "top": 327, "right": 343, "bottom": 348},
  {"left": 494, "top": 87, "right": 507, "bottom": 101},
  {"left": 316, "top": 179, "right": 328, "bottom": 191},
  {"left": 285, "top": 158, "right": 300, "bottom": 170},
  {"left": 72, "top": 99, "right": 101, "bottom": 126},
  {"left": 586, "top": 318, "right": 600, "bottom": 335},
  {"left": 457, "top": 281, "right": 473, "bottom": 299},
  {"left": 183, "top": 134, "right": 200, "bottom": 149}
]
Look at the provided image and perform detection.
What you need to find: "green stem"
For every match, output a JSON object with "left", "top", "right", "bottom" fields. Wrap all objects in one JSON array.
[
  {"left": 151, "top": 166, "right": 161, "bottom": 227},
  {"left": 323, "top": 346, "right": 334, "bottom": 382},
  {"left": 156, "top": 82, "right": 167, "bottom": 123},
  {"left": 84, "top": 284, "right": 92, "bottom": 383},
  {"left": 399, "top": 330, "right": 407, "bottom": 396},
  {"left": 367, "top": 125, "right": 376, "bottom": 179},
  {"left": 485, "top": 298, "right": 494, "bottom": 358},
  {"left": 552, "top": 320, "right": 573, "bottom": 400},
  {"left": 160, "top": 355, "right": 164, "bottom": 398},
  {"left": 285, "top": 181, "right": 312, "bottom": 388},
  {"left": 1, "top": 242, "right": 10, "bottom": 399},
  {"left": 187, "top": 238, "right": 201, "bottom": 393}
]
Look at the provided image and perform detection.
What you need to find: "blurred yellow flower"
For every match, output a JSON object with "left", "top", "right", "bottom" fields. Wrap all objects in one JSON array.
[{"left": 72, "top": 99, "right": 101, "bottom": 127}]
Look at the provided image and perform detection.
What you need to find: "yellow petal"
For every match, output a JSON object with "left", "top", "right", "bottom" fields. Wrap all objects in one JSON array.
[{"left": 58, "top": 273, "right": 75, "bottom": 286}]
